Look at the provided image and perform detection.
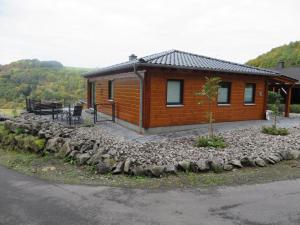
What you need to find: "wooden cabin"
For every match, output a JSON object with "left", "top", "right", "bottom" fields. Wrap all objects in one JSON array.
[{"left": 84, "top": 50, "right": 296, "bottom": 133}]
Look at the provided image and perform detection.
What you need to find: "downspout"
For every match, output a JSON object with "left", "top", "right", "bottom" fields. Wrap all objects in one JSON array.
[{"left": 133, "top": 63, "right": 144, "bottom": 133}]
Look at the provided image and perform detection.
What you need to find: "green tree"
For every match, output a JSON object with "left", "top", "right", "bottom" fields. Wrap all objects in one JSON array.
[
  {"left": 246, "top": 41, "right": 300, "bottom": 68},
  {"left": 0, "top": 59, "right": 89, "bottom": 108},
  {"left": 196, "top": 76, "right": 221, "bottom": 138},
  {"left": 268, "top": 91, "right": 283, "bottom": 128}
]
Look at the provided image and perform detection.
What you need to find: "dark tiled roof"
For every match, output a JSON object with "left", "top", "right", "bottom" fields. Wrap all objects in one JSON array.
[
  {"left": 84, "top": 50, "right": 279, "bottom": 77},
  {"left": 275, "top": 67, "right": 300, "bottom": 83}
]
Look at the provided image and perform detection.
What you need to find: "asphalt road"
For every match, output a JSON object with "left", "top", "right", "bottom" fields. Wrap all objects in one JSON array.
[{"left": 1, "top": 165, "right": 300, "bottom": 225}]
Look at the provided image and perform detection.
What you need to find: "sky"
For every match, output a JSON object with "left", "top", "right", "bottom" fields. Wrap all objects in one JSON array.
[{"left": 0, "top": 0, "right": 299, "bottom": 68}]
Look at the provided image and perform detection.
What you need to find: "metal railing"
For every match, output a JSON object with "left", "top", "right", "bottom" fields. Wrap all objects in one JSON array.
[
  {"left": 93, "top": 103, "right": 115, "bottom": 124},
  {"left": 25, "top": 98, "right": 83, "bottom": 126}
]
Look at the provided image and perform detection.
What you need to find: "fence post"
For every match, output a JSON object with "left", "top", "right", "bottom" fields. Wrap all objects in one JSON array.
[
  {"left": 52, "top": 106, "right": 54, "bottom": 120},
  {"left": 39, "top": 100, "right": 41, "bottom": 116},
  {"left": 112, "top": 102, "right": 115, "bottom": 122},
  {"left": 29, "top": 99, "right": 32, "bottom": 112},
  {"left": 25, "top": 98, "right": 28, "bottom": 112},
  {"left": 68, "top": 104, "right": 72, "bottom": 126},
  {"left": 93, "top": 104, "right": 97, "bottom": 124}
]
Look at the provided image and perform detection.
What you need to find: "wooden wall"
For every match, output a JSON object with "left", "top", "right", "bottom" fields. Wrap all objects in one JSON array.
[
  {"left": 146, "top": 68, "right": 267, "bottom": 128},
  {"left": 93, "top": 77, "right": 140, "bottom": 125},
  {"left": 87, "top": 68, "right": 268, "bottom": 130}
]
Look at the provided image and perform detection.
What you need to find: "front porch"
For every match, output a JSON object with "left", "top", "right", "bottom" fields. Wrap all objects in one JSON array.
[{"left": 268, "top": 75, "right": 297, "bottom": 117}]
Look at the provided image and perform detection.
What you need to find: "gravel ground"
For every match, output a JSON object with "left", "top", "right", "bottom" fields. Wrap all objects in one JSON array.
[{"left": 71, "top": 116, "right": 300, "bottom": 166}]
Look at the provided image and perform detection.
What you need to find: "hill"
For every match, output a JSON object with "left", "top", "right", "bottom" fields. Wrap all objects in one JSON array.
[
  {"left": 246, "top": 41, "right": 300, "bottom": 68},
  {"left": 0, "top": 59, "right": 90, "bottom": 109}
]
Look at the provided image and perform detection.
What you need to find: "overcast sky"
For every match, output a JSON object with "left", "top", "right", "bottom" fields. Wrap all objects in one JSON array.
[{"left": 0, "top": 0, "right": 299, "bottom": 68}]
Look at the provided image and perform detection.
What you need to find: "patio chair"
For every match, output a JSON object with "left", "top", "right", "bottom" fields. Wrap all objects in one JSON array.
[{"left": 67, "top": 105, "right": 83, "bottom": 124}]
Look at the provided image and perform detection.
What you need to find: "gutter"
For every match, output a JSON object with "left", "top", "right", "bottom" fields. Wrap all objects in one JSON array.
[{"left": 133, "top": 63, "right": 144, "bottom": 134}]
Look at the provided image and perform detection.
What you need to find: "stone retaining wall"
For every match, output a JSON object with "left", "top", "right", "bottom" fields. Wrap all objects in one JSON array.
[{"left": 0, "top": 113, "right": 300, "bottom": 178}]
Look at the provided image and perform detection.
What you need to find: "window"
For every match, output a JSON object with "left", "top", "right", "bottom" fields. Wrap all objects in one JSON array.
[
  {"left": 167, "top": 80, "right": 183, "bottom": 105},
  {"left": 217, "top": 82, "right": 231, "bottom": 104},
  {"left": 244, "top": 83, "right": 256, "bottom": 103},
  {"left": 108, "top": 80, "right": 114, "bottom": 100}
]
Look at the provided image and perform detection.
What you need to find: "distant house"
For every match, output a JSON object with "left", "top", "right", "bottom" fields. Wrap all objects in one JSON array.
[
  {"left": 84, "top": 50, "right": 295, "bottom": 133},
  {"left": 274, "top": 61, "right": 300, "bottom": 104}
]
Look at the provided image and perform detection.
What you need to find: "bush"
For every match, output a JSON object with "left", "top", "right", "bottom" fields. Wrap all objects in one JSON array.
[
  {"left": 15, "top": 127, "right": 24, "bottom": 135},
  {"left": 267, "top": 104, "right": 285, "bottom": 113},
  {"left": 83, "top": 117, "right": 94, "bottom": 127},
  {"left": 262, "top": 125, "right": 289, "bottom": 136},
  {"left": 290, "top": 104, "right": 300, "bottom": 113},
  {"left": 196, "top": 136, "right": 227, "bottom": 148}
]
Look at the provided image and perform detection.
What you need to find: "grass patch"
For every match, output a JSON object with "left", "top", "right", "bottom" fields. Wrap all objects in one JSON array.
[
  {"left": 262, "top": 125, "right": 289, "bottom": 136},
  {"left": 0, "top": 108, "right": 22, "bottom": 117},
  {"left": 196, "top": 136, "right": 227, "bottom": 148},
  {"left": 2, "top": 147, "right": 300, "bottom": 189}
]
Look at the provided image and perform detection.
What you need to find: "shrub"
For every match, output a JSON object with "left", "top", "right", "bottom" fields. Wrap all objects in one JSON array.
[
  {"left": 196, "top": 136, "right": 227, "bottom": 148},
  {"left": 267, "top": 104, "right": 285, "bottom": 112},
  {"left": 33, "top": 139, "right": 46, "bottom": 150},
  {"left": 262, "top": 125, "right": 289, "bottom": 136},
  {"left": 15, "top": 127, "right": 25, "bottom": 135},
  {"left": 83, "top": 117, "right": 94, "bottom": 127},
  {"left": 290, "top": 104, "right": 300, "bottom": 113}
]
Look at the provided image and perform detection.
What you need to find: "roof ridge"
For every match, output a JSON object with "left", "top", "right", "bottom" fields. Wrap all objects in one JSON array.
[
  {"left": 170, "top": 49, "right": 279, "bottom": 74},
  {"left": 139, "top": 49, "right": 177, "bottom": 62}
]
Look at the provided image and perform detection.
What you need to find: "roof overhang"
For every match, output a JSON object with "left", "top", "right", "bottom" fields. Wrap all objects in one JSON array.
[
  {"left": 84, "top": 62, "right": 279, "bottom": 79},
  {"left": 269, "top": 75, "right": 298, "bottom": 85}
]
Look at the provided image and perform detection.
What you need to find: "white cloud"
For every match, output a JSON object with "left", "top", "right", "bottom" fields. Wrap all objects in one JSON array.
[{"left": 0, "top": 0, "right": 299, "bottom": 67}]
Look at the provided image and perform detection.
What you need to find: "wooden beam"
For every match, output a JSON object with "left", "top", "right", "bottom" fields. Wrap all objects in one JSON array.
[
  {"left": 285, "top": 86, "right": 292, "bottom": 117},
  {"left": 263, "top": 81, "right": 269, "bottom": 119}
]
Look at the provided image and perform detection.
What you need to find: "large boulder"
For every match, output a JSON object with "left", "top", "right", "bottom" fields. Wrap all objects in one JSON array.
[
  {"left": 149, "top": 166, "right": 165, "bottom": 177},
  {"left": 13, "top": 134, "right": 45, "bottom": 153},
  {"left": 229, "top": 159, "right": 243, "bottom": 168},
  {"left": 195, "top": 160, "right": 210, "bottom": 172},
  {"left": 210, "top": 158, "right": 224, "bottom": 173},
  {"left": 165, "top": 164, "right": 177, "bottom": 174},
  {"left": 45, "top": 137, "right": 64, "bottom": 153},
  {"left": 279, "top": 151, "right": 289, "bottom": 160},
  {"left": 241, "top": 157, "right": 256, "bottom": 167},
  {"left": 223, "top": 164, "right": 233, "bottom": 171},
  {"left": 268, "top": 154, "right": 281, "bottom": 163},
  {"left": 69, "top": 150, "right": 78, "bottom": 159},
  {"left": 131, "top": 166, "right": 149, "bottom": 176},
  {"left": 80, "top": 140, "right": 94, "bottom": 153},
  {"left": 103, "top": 158, "right": 117, "bottom": 170},
  {"left": 286, "top": 150, "right": 300, "bottom": 160},
  {"left": 112, "top": 161, "right": 125, "bottom": 174},
  {"left": 87, "top": 152, "right": 103, "bottom": 165},
  {"left": 255, "top": 157, "right": 266, "bottom": 167},
  {"left": 265, "top": 157, "right": 276, "bottom": 164},
  {"left": 96, "top": 161, "right": 112, "bottom": 174},
  {"left": 177, "top": 160, "right": 191, "bottom": 172},
  {"left": 59, "top": 139, "right": 73, "bottom": 157},
  {"left": 124, "top": 158, "right": 133, "bottom": 174},
  {"left": 77, "top": 153, "right": 90, "bottom": 165}
]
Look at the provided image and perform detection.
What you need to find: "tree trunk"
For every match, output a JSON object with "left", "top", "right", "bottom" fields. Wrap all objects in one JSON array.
[{"left": 208, "top": 101, "right": 213, "bottom": 138}]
